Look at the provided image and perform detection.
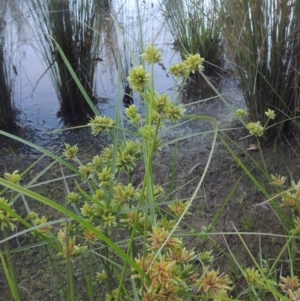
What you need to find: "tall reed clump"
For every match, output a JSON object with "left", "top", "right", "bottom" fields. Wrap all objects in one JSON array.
[
  {"left": 0, "top": 4, "right": 16, "bottom": 132},
  {"left": 160, "top": 0, "right": 222, "bottom": 75},
  {"left": 219, "top": 0, "right": 300, "bottom": 138},
  {"left": 21, "top": 0, "right": 109, "bottom": 123}
]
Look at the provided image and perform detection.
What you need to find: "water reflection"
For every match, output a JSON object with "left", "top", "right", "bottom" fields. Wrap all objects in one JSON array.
[
  {"left": 6, "top": 0, "right": 181, "bottom": 140},
  {"left": 3, "top": 0, "right": 242, "bottom": 154}
]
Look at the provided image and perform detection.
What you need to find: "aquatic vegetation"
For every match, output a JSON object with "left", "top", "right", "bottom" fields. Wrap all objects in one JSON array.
[
  {"left": 2, "top": 2, "right": 300, "bottom": 298},
  {"left": 161, "top": 0, "right": 222, "bottom": 75},
  {"left": 21, "top": 0, "right": 110, "bottom": 123},
  {"left": 219, "top": 0, "right": 300, "bottom": 138},
  {"left": 0, "top": 2, "right": 17, "bottom": 132}
]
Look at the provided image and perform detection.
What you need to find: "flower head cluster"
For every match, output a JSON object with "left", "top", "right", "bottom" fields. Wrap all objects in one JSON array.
[
  {"left": 169, "top": 62, "right": 189, "bottom": 78},
  {"left": 31, "top": 214, "right": 52, "bottom": 236},
  {"left": 67, "top": 192, "right": 81, "bottom": 205},
  {"left": 128, "top": 66, "right": 149, "bottom": 92},
  {"left": 246, "top": 121, "right": 264, "bottom": 137},
  {"left": 4, "top": 170, "right": 21, "bottom": 184},
  {"left": 265, "top": 108, "right": 276, "bottom": 120},
  {"left": 169, "top": 54, "right": 205, "bottom": 78},
  {"left": 198, "top": 249, "right": 214, "bottom": 265},
  {"left": 193, "top": 268, "right": 232, "bottom": 299},
  {"left": 116, "top": 140, "right": 143, "bottom": 174},
  {"left": 88, "top": 116, "right": 116, "bottom": 135},
  {"left": 281, "top": 191, "right": 300, "bottom": 210},
  {"left": 184, "top": 54, "right": 205, "bottom": 74},
  {"left": 147, "top": 226, "right": 182, "bottom": 250},
  {"left": 113, "top": 182, "right": 140, "bottom": 205},
  {"left": 96, "top": 270, "right": 107, "bottom": 283},
  {"left": 133, "top": 228, "right": 200, "bottom": 299},
  {"left": 83, "top": 227, "right": 101, "bottom": 243},
  {"left": 280, "top": 276, "right": 300, "bottom": 293},
  {"left": 98, "top": 166, "right": 114, "bottom": 189},
  {"left": 235, "top": 108, "right": 247, "bottom": 118},
  {"left": 168, "top": 201, "right": 191, "bottom": 218},
  {"left": 244, "top": 268, "right": 262, "bottom": 286},
  {"left": 0, "top": 197, "right": 18, "bottom": 231},
  {"left": 120, "top": 210, "right": 144, "bottom": 229},
  {"left": 141, "top": 44, "right": 163, "bottom": 64},
  {"left": 63, "top": 144, "right": 78, "bottom": 160},
  {"left": 125, "top": 104, "right": 141, "bottom": 125},
  {"left": 270, "top": 174, "right": 287, "bottom": 187},
  {"left": 105, "top": 288, "right": 119, "bottom": 301},
  {"left": 57, "top": 229, "right": 87, "bottom": 260}
]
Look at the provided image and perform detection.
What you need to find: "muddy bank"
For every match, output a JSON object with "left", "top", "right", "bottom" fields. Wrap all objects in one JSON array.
[{"left": 1, "top": 75, "right": 300, "bottom": 300}]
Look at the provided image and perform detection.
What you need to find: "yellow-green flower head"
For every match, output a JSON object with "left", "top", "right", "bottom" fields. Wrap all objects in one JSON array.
[
  {"left": 80, "top": 165, "right": 93, "bottom": 177},
  {"left": 101, "top": 144, "right": 114, "bottom": 162},
  {"left": 265, "top": 108, "right": 276, "bottom": 120},
  {"left": 57, "top": 229, "right": 87, "bottom": 259},
  {"left": 165, "top": 103, "right": 186, "bottom": 122},
  {"left": 105, "top": 288, "right": 119, "bottom": 301},
  {"left": 199, "top": 250, "right": 214, "bottom": 264},
  {"left": 125, "top": 104, "right": 141, "bottom": 125},
  {"left": 0, "top": 198, "right": 17, "bottom": 231},
  {"left": 291, "top": 218, "right": 300, "bottom": 235},
  {"left": 4, "top": 170, "right": 21, "bottom": 184},
  {"left": 235, "top": 109, "right": 247, "bottom": 118},
  {"left": 141, "top": 44, "right": 163, "bottom": 64},
  {"left": 81, "top": 202, "right": 96, "bottom": 219},
  {"left": 169, "top": 62, "right": 189, "bottom": 78},
  {"left": 139, "top": 124, "right": 156, "bottom": 140},
  {"left": 116, "top": 150, "right": 136, "bottom": 174},
  {"left": 270, "top": 174, "right": 286, "bottom": 187},
  {"left": 88, "top": 116, "right": 116, "bottom": 135},
  {"left": 184, "top": 54, "right": 205, "bottom": 74},
  {"left": 96, "top": 270, "right": 107, "bottom": 282},
  {"left": 67, "top": 192, "right": 81, "bottom": 205},
  {"left": 102, "top": 212, "right": 117, "bottom": 227},
  {"left": 244, "top": 268, "right": 261, "bottom": 286},
  {"left": 195, "top": 268, "right": 232, "bottom": 298},
  {"left": 246, "top": 121, "right": 264, "bottom": 137},
  {"left": 63, "top": 144, "right": 78, "bottom": 160},
  {"left": 98, "top": 167, "right": 114, "bottom": 189},
  {"left": 128, "top": 65, "right": 150, "bottom": 92},
  {"left": 154, "top": 93, "right": 171, "bottom": 114}
]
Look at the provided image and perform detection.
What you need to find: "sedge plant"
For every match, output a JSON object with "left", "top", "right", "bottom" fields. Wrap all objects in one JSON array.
[
  {"left": 0, "top": 0, "right": 17, "bottom": 132},
  {"left": 0, "top": 44, "right": 235, "bottom": 301},
  {"left": 219, "top": 0, "right": 300, "bottom": 138},
  {"left": 21, "top": 0, "right": 109, "bottom": 123},
  {"left": 160, "top": 0, "right": 222, "bottom": 75}
]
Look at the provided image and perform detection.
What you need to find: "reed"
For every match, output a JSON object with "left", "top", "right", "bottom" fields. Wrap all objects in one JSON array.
[
  {"left": 0, "top": 2, "right": 16, "bottom": 132},
  {"left": 219, "top": 0, "right": 300, "bottom": 137},
  {"left": 160, "top": 0, "right": 222, "bottom": 75},
  {"left": 22, "top": 0, "right": 110, "bottom": 124}
]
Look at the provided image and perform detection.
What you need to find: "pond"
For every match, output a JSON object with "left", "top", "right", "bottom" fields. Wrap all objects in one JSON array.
[
  {"left": 2, "top": 1, "right": 180, "bottom": 147},
  {"left": 1, "top": 0, "right": 243, "bottom": 155}
]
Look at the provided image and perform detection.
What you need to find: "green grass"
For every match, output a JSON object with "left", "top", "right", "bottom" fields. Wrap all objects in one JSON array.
[{"left": 2, "top": 1, "right": 300, "bottom": 300}]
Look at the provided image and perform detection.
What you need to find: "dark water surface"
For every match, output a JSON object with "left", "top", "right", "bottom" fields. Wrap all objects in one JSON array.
[{"left": 2, "top": 0, "right": 243, "bottom": 158}]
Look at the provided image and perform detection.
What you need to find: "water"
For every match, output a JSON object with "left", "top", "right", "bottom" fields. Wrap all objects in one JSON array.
[{"left": 2, "top": 0, "right": 242, "bottom": 155}]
